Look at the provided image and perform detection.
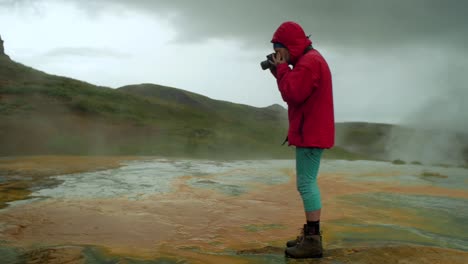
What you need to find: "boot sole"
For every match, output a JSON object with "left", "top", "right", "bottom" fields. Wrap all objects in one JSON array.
[
  {"left": 285, "top": 243, "right": 298, "bottom": 247},
  {"left": 284, "top": 250, "right": 323, "bottom": 259}
]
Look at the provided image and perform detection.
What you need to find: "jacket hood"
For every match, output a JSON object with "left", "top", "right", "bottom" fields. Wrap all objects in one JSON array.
[{"left": 271, "top": 21, "right": 312, "bottom": 64}]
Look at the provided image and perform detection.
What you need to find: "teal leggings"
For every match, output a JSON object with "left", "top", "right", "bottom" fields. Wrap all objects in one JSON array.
[{"left": 296, "top": 147, "right": 323, "bottom": 212}]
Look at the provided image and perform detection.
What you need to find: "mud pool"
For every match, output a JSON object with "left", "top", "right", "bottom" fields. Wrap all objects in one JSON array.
[{"left": 0, "top": 158, "right": 467, "bottom": 263}]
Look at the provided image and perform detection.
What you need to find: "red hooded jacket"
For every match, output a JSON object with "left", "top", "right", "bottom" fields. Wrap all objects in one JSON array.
[{"left": 271, "top": 21, "right": 334, "bottom": 148}]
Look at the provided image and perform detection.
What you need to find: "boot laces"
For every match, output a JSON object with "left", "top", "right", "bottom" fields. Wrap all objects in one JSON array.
[{"left": 296, "top": 227, "right": 305, "bottom": 242}]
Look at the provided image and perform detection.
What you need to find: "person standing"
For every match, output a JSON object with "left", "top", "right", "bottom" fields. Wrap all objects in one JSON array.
[{"left": 268, "top": 21, "right": 335, "bottom": 259}]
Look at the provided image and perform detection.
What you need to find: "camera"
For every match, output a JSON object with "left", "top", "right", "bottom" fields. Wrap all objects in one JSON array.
[{"left": 260, "top": 53, "right": 275, "bottom": 70}]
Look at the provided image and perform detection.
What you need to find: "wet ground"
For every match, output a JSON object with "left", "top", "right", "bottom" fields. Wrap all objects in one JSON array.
[{"left": 0, "top": 156, "right": 467, "bottom": 263}]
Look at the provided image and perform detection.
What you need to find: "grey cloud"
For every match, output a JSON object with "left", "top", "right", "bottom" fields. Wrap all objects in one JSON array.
[
  {"left": 5, "top": 0, "right": 467, "bottom": 52},
  {"left": 62, "top": 0, "right": 468, "bottom": 51},
  {"left": 0, "top": 0, "right": 45, "bottom": 19},
  {"left": 0, "top": 0, "right": 21, "bottom": 6}
]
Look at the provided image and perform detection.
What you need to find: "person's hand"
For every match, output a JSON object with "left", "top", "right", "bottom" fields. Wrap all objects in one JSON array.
[{"left": 271, "top": 52, "right": 286, "bottom": 66}]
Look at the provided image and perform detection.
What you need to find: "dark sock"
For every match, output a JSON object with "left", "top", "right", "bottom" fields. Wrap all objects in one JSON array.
[{"left": 307, "top": 220, "right": 320, "bottom": 235}]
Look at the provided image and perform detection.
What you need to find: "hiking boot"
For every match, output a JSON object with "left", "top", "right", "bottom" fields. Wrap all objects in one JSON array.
[{"left": 285, "top": 225, "right": 323, "bottom": 259}]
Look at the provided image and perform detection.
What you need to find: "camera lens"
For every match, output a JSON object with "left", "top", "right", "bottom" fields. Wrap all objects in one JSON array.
[
  {"left": 260, "top": 60, "right": 271, "bottom": 70},
  {"left": 260, "top": 53, "right": 275, "bottom": 70}
]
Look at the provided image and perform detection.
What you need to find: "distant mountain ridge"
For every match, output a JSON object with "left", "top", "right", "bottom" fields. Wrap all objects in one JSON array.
[
  {"left": 118, "top": 83, "right": 288, "bottom": 115},
  {"left": 119, "top": 83, "right": 209, "bottom": 110},
  {"left": 118, "top": 83, "right": 289, "bottom": 128}
]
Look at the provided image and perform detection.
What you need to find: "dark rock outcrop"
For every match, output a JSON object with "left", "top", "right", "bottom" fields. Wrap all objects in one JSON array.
[
  {"left": 0, "top": 34, "right": 10, "bottom": 60},
  {"left": 0, "top": 35, "right": 4, "bottom": 54}
]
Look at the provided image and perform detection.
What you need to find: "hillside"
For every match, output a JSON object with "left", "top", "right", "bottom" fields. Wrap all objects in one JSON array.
[
  {"left": 0, "top": 70, "right": 289, "bottom": 158},
  {"left": 0, "top": 36, "right": 293, "bottom": 159},
  {"left": 1, "top": 35, "right": 467, "bottom": 164}
]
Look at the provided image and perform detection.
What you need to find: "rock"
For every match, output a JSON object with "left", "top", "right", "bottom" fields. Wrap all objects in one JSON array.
[
  {"left": 0, "top": 34, "right": 10, "bottom": 60},
  {"left": 196, "top": 180, "right": 217, "bottom": 184},
  {"left": 0, "top": 35, "right": 4, "bottom": 54}
]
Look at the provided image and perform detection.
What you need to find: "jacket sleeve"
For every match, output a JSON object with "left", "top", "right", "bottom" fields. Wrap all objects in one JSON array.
[{"left": 275, "top": 59, "right": 319, "bottom": 106}]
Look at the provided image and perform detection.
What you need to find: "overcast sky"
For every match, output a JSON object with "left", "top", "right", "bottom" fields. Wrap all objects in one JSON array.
[{"left": 1, "top": 0, "right": 467, "bottom": 128}]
